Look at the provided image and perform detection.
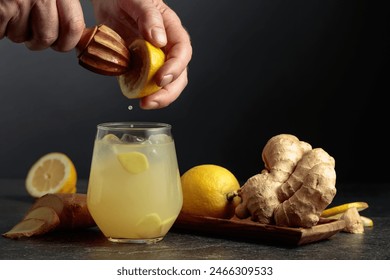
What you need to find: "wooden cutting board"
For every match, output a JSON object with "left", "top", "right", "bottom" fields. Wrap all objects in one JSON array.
[{"left": 173, "top": 213, "right": 346, "bottom": 246}]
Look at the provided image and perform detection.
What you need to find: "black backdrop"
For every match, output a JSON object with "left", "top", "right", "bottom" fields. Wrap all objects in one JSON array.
[{"left": 0, "top": 0, "right": 389, "bottom": 185}]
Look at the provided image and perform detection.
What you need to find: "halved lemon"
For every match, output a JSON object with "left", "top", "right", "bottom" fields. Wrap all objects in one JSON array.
[
  {"left": 118, "top": 39, "right": 165, "bottom": 99},
  {"left": 321, "top": 201, "right": 369, "bottom": 219},
  {"left": 25, "top": 153, "right": 77, "bottom": 198}
]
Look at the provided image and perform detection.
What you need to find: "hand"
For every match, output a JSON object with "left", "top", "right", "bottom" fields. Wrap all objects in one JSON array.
[
  {"left": 0, "top": 0, "right": 85, "bottom": 51},
  {"left": 91, "top": 0, "right": 192, "bottom": 109}
]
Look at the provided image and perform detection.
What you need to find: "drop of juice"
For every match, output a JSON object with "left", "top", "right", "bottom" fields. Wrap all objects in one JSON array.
[{"left": 128, "top": 105, "right": 133, "bottom": 111}]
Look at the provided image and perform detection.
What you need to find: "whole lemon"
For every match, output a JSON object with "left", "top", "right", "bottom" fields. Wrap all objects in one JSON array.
[{"left": 180, "top": 164, "right": 241, "bottom": 219}]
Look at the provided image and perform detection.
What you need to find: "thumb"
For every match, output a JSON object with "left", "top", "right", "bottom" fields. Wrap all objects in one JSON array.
[{"left": 119, "top": 0, "right": 167, "bottom": 47}]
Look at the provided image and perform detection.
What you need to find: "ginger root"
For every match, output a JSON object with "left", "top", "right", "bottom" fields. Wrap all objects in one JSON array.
[
  {"left": 235, "top": 134, "right": 337, "bottom": 228},
  {"left": 341, "top": 207, "right": 364, "bottom": 234},
  {"left": 3, "top": 193, "right": 96, "bottom": 239}
]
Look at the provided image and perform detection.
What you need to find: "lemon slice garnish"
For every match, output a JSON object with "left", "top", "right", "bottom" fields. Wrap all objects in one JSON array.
[
  {"left": 118, "top": 39, "right": 165, "bottom": 99},
  {"left": 117, "top": 151, "right": 149, "bottom": 174},
  {"left": 321, "top": 201, "right": 369, "bottom": 219},
  {"left": 25, "top": 152, "right": 77, "bottom": 198},
  {"left": 102, "top": 133, "right": 121, "bottom": 142},
  {"left": 360, "top": 216, "right": 374, "bottom": 227},
  {"left": 135, "top": 213, "right": 162, "bottom": 238}
]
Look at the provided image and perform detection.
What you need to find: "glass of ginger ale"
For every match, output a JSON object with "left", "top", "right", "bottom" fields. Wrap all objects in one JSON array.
[{"left": 87, "top": 122, "right": 183, "bottom": 244}]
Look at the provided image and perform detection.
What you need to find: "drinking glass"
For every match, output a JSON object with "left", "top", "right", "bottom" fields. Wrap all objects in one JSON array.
[{"left": 87, "top": 122, "right": 183, "bottom": 244}]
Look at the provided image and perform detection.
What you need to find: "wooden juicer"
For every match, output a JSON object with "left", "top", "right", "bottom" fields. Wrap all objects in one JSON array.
[{"left": 76, "top": 24, "right": 130, "bottom": 76}]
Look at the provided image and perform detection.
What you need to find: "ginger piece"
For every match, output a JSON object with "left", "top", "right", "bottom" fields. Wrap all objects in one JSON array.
[
  {"left": 235, "top": 173, "right": 279, "bottom": 224},
  {"left": 3, "top": 207, "right": 60, "bottom": 239},
  {"left": 30, "top": 193, "right": 95, "bottom": 229},
  {"left": 341, "top": 207, "right": 364, "bottom": 234},
  {"left": 2, "top": 193, "right": 95, "bottom": 239},
  {"left": 24, "top": 205, "right": 61, "bottom": 222},
  {"left": 3, "top": 219, "right": 52, "bottom": 239},
  {"left": 235, "top": 134, "right": 337, "bottom": 228},
  {"left": 274, "top": 163, "right": 336, "bottom": 227},
  {"left": 277, "top": 148, "right": 336, "bottom": 201},
  {"left": 235, "top": 134, "right": 312, "bottom": 224}
]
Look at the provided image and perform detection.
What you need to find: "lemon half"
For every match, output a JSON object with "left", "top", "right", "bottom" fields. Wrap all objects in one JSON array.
[
  {"left": 25, "top": 152, "right": 77, "bottom": 198},
  {"left": 118, "top": 39, "right": 165, "bottom": 99}
]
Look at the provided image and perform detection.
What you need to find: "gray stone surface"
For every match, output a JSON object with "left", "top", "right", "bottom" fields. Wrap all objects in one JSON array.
[{"left": 1, "top": 179, "right": 389, "bottom": 260}]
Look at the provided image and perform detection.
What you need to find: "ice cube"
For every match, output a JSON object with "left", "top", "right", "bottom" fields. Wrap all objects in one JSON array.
[
  {"left": 96, "top": 134, "right": 121, "bottom": 158},
  {"left": 148, "top": 134, "right": 171, "bottom": 144},
  {"left": 147, "top": 147, "right": 159, "bottom": 160},
  {"left": 121, "top": 134, "right": 145, "bottom": 143}
]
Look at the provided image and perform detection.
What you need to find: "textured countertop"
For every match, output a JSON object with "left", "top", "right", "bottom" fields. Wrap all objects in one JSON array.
[{"left": 0, "top": 179, "right": 389, "bottom": 260}]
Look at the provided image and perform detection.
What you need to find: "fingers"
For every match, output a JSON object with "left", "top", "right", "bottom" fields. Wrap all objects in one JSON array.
[
  {"left": 119, "top": 0, "right": 192, "bottom": 108},
  {"left": 154, "top": 8, "right": 192, "bottom": 90},
  {"left": 1, "top": 1, "right": 31, "bottom": 43},
  {"left": 52, "top": 0, "right": 85, "bottom": 52},
  {"left": 118, "top": 0, "right": 167, "bottom": 47},
  {"left": 119, "top": 0, "right": 192, "bottom": 80},
  {"left": 97, "top": 0, "right": 191, "bottom": 108},
  {"left": 140, "top": 67, "right": 189, "bottom": 110},
  {"left": 3, "top": 0, "right": 85, "bottom": 51},
  {"left": 155, "top": 36, "right": 192, "bottom": 87},
  {"left": 24, "top": 0, "right": 59, "bottom": 50}
]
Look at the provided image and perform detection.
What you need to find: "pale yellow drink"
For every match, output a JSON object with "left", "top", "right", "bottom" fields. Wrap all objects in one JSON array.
[{"left": 87, "top": 122, "right": 183, "bottom": 243}]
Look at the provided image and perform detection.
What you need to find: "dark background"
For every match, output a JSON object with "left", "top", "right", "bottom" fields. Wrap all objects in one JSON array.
[{"left": 0, "top": 0, "right": 389, "bottom": 185}]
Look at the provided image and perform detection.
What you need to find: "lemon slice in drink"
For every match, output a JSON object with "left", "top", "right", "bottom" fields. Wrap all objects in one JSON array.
[
  {"left": 321, "top": 202, "right": 369, "bottom": 219},
  {"left": 117, "top": 151, "right": 149, "bottom": 174},
  {"left": 160, "top": 216, "right": 178, "bottom": 235},
  {"left": 25, "top": 152, "right": 77, "bottom": 198},
  {"left": 135, "top": 213, "right": 162, "bottom": 238},
  {"left": 118, "top": 39, "right": 165, "bottom": 99}
]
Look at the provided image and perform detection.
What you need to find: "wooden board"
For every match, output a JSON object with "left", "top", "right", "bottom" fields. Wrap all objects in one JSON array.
[{"left": 173, "top": 213, "right": 346, "bottom": 246}]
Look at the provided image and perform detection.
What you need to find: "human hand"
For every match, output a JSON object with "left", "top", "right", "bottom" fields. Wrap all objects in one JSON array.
[
  {"left": 91, "top": 0, "right": 192, "bottom": 109},
  {"left": 0, "top": 0, "right": 85, "bottom": 51}
]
